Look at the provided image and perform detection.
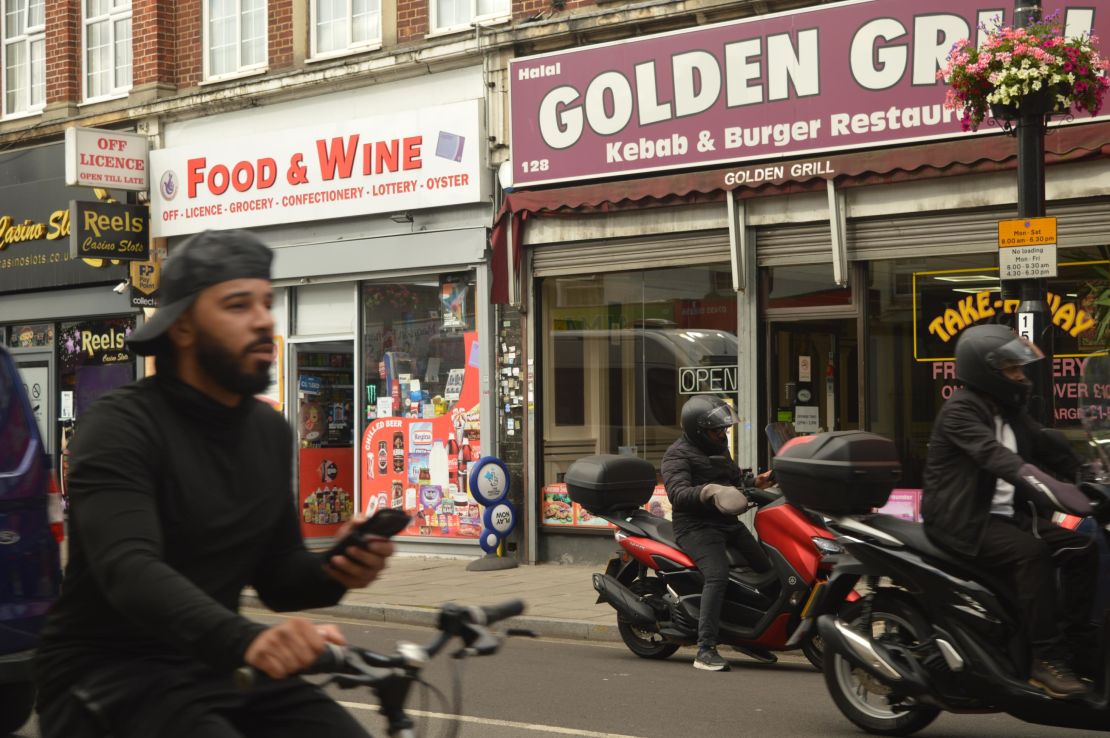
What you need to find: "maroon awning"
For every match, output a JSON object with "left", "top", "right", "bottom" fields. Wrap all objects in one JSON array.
[{"left": 491, "top": 120, "right": 1110, "bottom": 303}]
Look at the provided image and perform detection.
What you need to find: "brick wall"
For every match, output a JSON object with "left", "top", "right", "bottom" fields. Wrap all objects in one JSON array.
[
  {"left": 175, "top": 0, "right": 203, "bottom": 88},
  {"left": 132, "top": 0, "right": 176, "bottom": 87},
  {"left": 397, "top": 0, "right": 428, "bottom": 43},
  {"left": 514, "top": 0, "right": 594, "bottom": 23},
  {"left": 45, "top": 0, "right": 80, "bottom": 104},
  {"left": 270, "top": 0, "right": 294, "bottom": 69}
]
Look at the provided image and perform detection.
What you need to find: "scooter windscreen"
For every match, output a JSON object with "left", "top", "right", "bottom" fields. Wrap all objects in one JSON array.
[{"left": 764, "top": 422, "right": 796, "bottom": 455}]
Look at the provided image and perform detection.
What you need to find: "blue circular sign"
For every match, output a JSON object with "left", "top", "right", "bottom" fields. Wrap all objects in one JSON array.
[
  {"left": 480, "top": 528, "right": 501, "bottom": 554},
  {"left": 469, "top": 456, "right": 510, "bottom": 506},
  {"left": 483, "top": 500, "right": 516, "bottom": 536}
]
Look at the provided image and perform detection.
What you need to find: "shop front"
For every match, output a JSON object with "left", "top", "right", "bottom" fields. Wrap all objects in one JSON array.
[
  {"left": 0, "top": 143, "right": 139, "bottom": 473},
  {"left": 150, "top": 67, "right": 493, "bottom": 554},
  {"left": 499, "top": 0, "right": 1110, "bottom": 563}
]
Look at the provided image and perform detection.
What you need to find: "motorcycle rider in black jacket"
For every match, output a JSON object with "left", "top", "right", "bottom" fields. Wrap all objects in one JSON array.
[
  {"left": 661, "top": 396, "right": 773, "bottom": 671},
  {"left": 922, "top": 324, "right": 1097, "bottom": 699}
]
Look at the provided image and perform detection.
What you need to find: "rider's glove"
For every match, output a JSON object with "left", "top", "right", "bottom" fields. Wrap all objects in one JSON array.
[
  {"left": 700, "top": 484, "right": 748, "bottom": 515},
  {"left": 1015, "top": 463, "right": 1093, "bottom": 517}
]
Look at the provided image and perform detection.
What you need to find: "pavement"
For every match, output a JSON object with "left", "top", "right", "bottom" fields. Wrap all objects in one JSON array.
[{"left": 240, "top": 554, "right": 621, "bottom": 642}]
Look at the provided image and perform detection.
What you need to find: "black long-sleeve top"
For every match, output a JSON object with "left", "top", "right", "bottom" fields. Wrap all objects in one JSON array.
[
  {"left": 661, "top": 435, "right": 744, "bottom": 535},
  {"left": 34, "top": 375, "right": 345, "bottom": 705}
]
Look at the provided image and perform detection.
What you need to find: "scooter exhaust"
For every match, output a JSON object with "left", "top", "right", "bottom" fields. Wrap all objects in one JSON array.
[
  {"left": 592, "top": 573, "right": 656, "bottom": 627},
  {"left": 816, "top": 615, "right": 934, "bottom": 695}
]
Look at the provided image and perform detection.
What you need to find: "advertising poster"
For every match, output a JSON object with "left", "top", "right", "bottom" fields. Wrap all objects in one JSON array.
[
  {"left": 877, "top": 489, "right": 922, "bottom": 523},
  {"left": 298, "top": 447, "right": 356, "bottom": 537},
  {"left": 361, "top": 332, "right": 482, "bottom": 539},
  {"left": 541, "top": 482, "right": 670, "bottom": 529}
]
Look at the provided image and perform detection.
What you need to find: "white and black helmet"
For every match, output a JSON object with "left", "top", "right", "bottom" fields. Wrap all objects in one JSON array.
[{"left": 955, "top": 324, "right": 1043, "bottom": 409}]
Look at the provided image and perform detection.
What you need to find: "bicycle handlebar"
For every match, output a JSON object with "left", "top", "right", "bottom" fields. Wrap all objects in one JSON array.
[{"left": 234, "top": 599, "right": 527, "bottom": 690}]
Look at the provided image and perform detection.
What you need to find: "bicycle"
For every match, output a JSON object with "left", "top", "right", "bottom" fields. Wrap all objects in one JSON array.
[{"left": 235, "top": 600, "right": 530, "bottom": 738}]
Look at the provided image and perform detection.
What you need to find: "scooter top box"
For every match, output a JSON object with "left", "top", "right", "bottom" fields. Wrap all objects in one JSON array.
[
  {"left": 566, "top": 454, "right": 657, "bottom": 513},
  {"left": 774, "top": 431, "right": 901, "bottom": 514}
]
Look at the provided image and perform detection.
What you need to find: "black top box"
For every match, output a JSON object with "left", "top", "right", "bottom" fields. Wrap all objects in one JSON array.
[
  {"left": 566, "top": 454, "right": 656, "bottom": 513},
  {"left": 773, "top": 431, "right": 901, "bottom": 514}
]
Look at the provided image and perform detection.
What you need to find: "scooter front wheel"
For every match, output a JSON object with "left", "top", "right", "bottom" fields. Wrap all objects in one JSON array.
[
  {"left": 617, "top": 578, "right": 679, "bottom": 660},
  {"left": 823, "top": 593, "right": 940, "bottom": 736},
  {"left": 800, "top": 632, "right": 824, "bottom": 671}
]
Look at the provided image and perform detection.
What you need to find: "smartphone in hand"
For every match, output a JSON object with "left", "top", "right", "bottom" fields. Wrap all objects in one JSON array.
[{"left": 323, "top": 509, "right": 410, "bottom": 562}]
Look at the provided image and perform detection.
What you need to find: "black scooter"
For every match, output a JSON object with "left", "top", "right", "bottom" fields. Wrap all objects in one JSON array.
[{"left": 777, "top": 422, "right": 1110, "bottom": 734}]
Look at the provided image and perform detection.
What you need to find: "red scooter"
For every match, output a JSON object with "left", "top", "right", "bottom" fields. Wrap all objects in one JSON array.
[{"left": 567, "top": 452, "right": 855, "bottom": 669}]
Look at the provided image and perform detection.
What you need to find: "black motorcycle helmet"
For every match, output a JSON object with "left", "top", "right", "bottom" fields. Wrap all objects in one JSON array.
[
  {"left": 680, "top": 395, "right": 740, "bottom": 452},
  {"left": 954, "top": 324, "right": 1044, "bottom": 409}
]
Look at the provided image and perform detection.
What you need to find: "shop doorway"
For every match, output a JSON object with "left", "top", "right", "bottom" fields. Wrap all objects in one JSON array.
[
  {"left": 767, "top": 320, "right": 860, "bottom": 437},
  {"left": 291, "top": 340, "right": 356, "bottom": 543}
]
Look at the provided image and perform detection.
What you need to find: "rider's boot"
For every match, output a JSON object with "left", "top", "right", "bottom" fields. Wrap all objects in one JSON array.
[{"left": 1029, "top": 655, "right": 1089, "bottom": 699}]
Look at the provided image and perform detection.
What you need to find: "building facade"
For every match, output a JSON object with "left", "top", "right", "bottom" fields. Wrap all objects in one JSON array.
[
  {"left": 7, "top": 0, "right": 1109, "bottom": 563},
  {"left": 495, "top": 0, "right": 1110, "bottom": 562}
]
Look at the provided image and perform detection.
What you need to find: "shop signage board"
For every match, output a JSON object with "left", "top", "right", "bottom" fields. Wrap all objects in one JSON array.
[
  {"left": 0, "top": 144, "right": 128, "bottom": 293},
  {"left": 65, "top": 127, "right": 150, "bottom": 191},
  {"left": 509, "top": 0, "right": 1108, "bottom": 186},
  {"left": 69, "top": 201, "right": 150, "bottom": 261},
  {"left": 150, "top": 100, "right": 483, "bottom": 237}
]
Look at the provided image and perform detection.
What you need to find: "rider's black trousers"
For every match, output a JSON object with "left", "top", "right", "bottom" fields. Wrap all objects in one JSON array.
[
  {"left": 975, "top": 512, "right": 1097, "bottom": 659},
  {"left": 675, "top": 522, "right": 771, "bottom": 650}
]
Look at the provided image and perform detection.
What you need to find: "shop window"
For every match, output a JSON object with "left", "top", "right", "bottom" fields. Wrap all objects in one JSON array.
[
  {"left": 294, "top": 282, "right": 355, "bottom": 335},
  {"left": 56, "top": 317, "right": 136, "bottom": 425},
  {"left": 294, "top": 341, "right": 356, "bottom": 541},
  {"left": 5, "top": 323, "right": 53, "bottom": 349},
  {"left": 204, "top": 0, "right": 266, "bottom": 81},
  {"left": 551, "top": 334, "right": 584, "bottom": 426},
  {"left": 869, "top": 246, "right": 1110, "bottom": 488},
  {"left": 430, "top": 0, "right": 506, "bottom": 33},
  {"left": 83, "top": 0, "right": 131, "bottom": 101},
  {"left": 539, "top": 265, "right": 736, "bottom": 530},
  {"left": 312, "top": 0, "right": 380, "bottom": 58},
  {"left": 767, "top": 263, "right": 852, "bottom": 310},
  {"left": 359, "top": 274, "right": 481, "bottom": 541},
  {"left": 3, "top": 0, "right": 46, "bottom": 117}
]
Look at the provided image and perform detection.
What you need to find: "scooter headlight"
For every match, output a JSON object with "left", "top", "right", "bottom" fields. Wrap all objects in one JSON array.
[{"left": 811, "top": 536, "right": 844, "bottom": 555}]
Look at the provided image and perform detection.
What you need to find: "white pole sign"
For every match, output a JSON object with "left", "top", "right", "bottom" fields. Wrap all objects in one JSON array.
[{"left": 65, "top": 127, "right": 150, "bottom": 191}]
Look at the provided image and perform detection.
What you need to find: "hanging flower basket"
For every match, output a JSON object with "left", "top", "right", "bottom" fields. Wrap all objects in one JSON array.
[{"left": 939, "top": 14, "right": 1110, "bottom": 132}]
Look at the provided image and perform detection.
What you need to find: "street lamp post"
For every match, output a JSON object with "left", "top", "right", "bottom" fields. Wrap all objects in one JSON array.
[{"left": 1011, "top": 0, "right": 1054, "bottom": 426}]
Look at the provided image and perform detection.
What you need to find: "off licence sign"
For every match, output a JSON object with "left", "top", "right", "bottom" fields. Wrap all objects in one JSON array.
[{"left": 998, "top": 217, "right": 1057, "bottom": 247}]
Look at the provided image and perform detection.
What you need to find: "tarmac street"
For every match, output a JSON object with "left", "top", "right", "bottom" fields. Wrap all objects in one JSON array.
[{"left": 15, "top": 554, "right": 1106, "bottom": 737}]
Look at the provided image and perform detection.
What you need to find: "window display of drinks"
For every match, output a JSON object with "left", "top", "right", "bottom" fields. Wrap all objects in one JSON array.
[{"left": 297, "top": 351, "right": 354, "bottom": 448}]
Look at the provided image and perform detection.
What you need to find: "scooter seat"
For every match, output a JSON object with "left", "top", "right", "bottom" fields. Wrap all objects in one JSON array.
[
  {"left": 862, "top": 514, "right": 1018, "bottom": 606},
  {"left": 630, "top": 511, "right": 680, "bottom": 551}
]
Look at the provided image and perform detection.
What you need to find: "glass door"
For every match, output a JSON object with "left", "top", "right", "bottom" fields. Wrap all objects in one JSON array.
[
  {"left": 767, "top": 320, "right": 860, "bottom": 436},
  {"left": 292, "top": 340, "right": 356, "bottom": 541}
]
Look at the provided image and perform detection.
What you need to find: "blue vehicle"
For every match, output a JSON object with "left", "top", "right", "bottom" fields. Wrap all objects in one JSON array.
[{"left": 0, "top": 345, "right": 63, "bottom": 734}]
